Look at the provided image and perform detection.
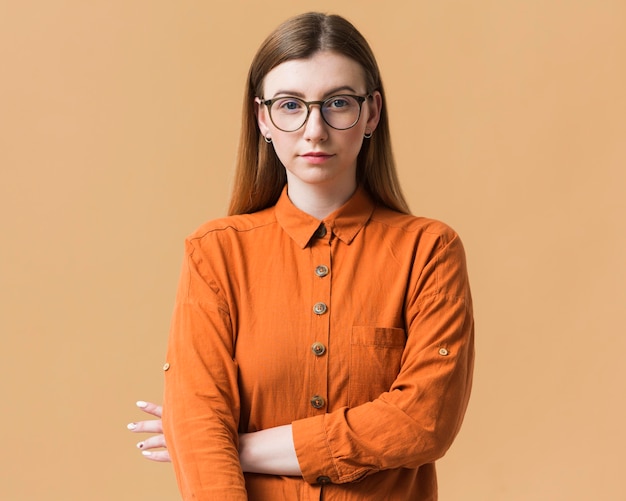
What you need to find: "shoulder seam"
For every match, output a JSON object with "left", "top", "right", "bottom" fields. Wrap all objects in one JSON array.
[{"left": 189, "top": 218, "right": 278, "bottom": 242}]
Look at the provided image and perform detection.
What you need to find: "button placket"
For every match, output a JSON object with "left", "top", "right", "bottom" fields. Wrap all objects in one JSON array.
[{"left": 308, "top": 224, "right": 331, "bottom": 415}]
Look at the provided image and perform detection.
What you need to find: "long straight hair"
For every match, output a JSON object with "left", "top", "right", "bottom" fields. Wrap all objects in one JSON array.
[{"left": 228, "top": 12, "right": 410, "bottom": 216}]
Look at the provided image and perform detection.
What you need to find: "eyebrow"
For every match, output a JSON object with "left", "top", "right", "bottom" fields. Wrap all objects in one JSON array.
[{"left": 269, "top": 85, "right": 360, "bottom": 99}]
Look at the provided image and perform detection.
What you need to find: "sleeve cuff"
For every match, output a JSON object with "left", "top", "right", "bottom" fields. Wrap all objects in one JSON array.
[{"left": 292, "top": 414, "right": 339, "bottom": 484}]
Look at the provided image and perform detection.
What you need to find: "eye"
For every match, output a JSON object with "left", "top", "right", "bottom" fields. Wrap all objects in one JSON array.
[
  {"left": 274, "top": 98, "right": 305, "bottom": 113},
  {"left": 324, "top": 96, "right": 355, "bottom": 111}
]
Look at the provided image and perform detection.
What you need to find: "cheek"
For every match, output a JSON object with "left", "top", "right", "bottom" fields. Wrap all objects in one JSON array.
[
  {"left": 344, "top": 130, "right": 365, "bottom": 156},
  {"left": 267, "top": 134, "right": 292, "bottom": 165}
]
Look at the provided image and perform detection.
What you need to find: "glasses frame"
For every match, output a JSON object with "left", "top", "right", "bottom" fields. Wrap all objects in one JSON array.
[{"left": 259, "top": 94, "right": 370, "bottom": 132}]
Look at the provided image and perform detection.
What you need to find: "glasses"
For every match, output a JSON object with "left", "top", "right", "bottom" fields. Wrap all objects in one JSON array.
[{"left": 259, "top": 94, "right": 369, "bottom": 132}]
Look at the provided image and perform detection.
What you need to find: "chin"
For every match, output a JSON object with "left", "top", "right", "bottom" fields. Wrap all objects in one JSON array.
[{"left": 295, "top": 172, "right": 343, "bottom": 186}]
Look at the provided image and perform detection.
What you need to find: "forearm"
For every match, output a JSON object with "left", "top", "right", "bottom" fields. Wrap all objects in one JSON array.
[
  {"left": 294, "top": 293, "right": 474, "bottom": 484},
  {"left": 239, "top": 425, "right": 302, "bottom": 476}
]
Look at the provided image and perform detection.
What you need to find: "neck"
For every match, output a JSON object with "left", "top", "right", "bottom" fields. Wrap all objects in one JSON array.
[{"left": 286, "top": 177, "right": 357, "bottom": 220}]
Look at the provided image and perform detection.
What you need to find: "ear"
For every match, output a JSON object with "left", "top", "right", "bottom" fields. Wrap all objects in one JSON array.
[
  {"left": 255, "top": 98, "right": 271, "bottom": 138},
  {"left": 364, "top": 91, "right": 382, "bottom": 133}
]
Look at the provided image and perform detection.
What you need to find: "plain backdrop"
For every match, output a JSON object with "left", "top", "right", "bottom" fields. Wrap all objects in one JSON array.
[{"left": 1, "top": 1, "right": 625, "bottom": 500}]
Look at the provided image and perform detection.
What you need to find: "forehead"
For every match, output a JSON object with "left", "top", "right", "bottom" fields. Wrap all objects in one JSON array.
[{"left": 262, "top": 51, "right": 366, "bottom": 98}]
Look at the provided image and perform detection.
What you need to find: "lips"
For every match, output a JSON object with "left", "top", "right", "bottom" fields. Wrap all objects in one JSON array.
[
  {"left": 301, "top": 152, "right": 334, "bottom": 164},
  {"left": 302, "top": 152, "right": 332, "bottom": 158}
]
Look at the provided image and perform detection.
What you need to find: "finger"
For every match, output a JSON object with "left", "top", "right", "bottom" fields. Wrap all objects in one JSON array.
[
  {"left": 136, "top": 435, "right": 167, "bottom": 451},
  {"left": 136, "top": 400, "right": 163, "bottom": 418},
  {"left": 141, "top": 450, "right": 172, "bottom": 463},
  {"left": 127, "top": 420, "right": 163, "bottom": 434}
]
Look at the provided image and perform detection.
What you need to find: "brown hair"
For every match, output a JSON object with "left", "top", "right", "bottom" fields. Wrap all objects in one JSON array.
[{"left": 228, "top": 12, "right": 410, "bottom": 215}]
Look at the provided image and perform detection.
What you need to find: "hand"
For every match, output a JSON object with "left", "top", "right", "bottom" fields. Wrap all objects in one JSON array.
[
  {"left": 127, "top": 401, "right": 171, "bottom": 462},
  {"left": 127, "top": 401, "right": 299, "bottom": 474}
]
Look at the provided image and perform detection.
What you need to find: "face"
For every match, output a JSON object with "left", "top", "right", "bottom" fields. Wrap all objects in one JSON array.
[{"left": 256, "top": 51, "right": 381, "bottom": 194}]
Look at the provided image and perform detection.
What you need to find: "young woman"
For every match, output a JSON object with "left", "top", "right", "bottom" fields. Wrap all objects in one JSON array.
[{"left": 128, "top": 12, "right": 474, "bottom": 501}]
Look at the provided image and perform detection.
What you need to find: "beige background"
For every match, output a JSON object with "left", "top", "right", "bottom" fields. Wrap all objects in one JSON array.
[{"left": 1, "top": 1, "right": 624, "bottom": 500}]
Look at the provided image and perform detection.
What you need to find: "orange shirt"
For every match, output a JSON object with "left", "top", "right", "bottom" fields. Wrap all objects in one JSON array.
[{"left": 163, "top": 186, "right": 474, "bottom": 501}]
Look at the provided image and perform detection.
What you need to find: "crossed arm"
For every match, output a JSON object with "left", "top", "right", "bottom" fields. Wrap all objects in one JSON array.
[{"left": 127, "top": 401, "right": 301, "bottom": 475}]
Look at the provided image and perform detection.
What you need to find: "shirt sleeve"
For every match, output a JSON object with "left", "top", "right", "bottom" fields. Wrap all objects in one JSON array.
[
  {"left": 292, "top": 228, "right": 475, "bottom": 485},
  {"left": 162, "top": 238, "right": 248, "bottom": 500}
]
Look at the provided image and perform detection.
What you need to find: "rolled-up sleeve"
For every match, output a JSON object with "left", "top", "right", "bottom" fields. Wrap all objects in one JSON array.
[{"left": 163, "top": 238, "right": 247, "bottom": 500}]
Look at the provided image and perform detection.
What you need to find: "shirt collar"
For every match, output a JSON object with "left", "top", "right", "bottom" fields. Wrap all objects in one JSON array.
[{"left": 275, "top": 185, "right": 376, "bottom": 248}]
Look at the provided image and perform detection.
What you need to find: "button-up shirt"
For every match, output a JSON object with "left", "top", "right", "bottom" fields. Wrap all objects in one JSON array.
[{"left": 163, "top": 186, "right": 474, "bottom": 500}]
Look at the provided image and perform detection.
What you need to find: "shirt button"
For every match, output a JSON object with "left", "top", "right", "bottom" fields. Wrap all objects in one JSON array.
[
  {"left": 310, "top": 395, "right": 326, "bottom": 409},
  {"left": 313, "top": 302, "right": 328, "bottom": 315},
  {"left": 315, "top": 265, "right": 329, "bottom": 277},
  {"left": 317, "top": 475, "right": 331, "bottom": 485},
  {"left": 311, "top": 342, "right": 326, "bottom": 356},
  {"left": 438, "top": 348, "right": 449, "bottom": 356},
  {"left": 163, "top": 362, "right": 170, "bottom": 371},
  {"left": 314, "top": 223, "right": 327, "bottom": 238}
]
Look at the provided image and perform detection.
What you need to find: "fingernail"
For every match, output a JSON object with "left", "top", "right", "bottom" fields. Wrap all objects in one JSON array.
[
  {"left": 136, "top": 442, "right": 144, "bottom": 449},
  {"left": 136, "top": 401, "right": 148, "bottom": 408},
  {"left": 142, "top": 451, "right": 152, "bottom": 456},
  {"left": 127, "top": 423, "right": 137, "bottom": 430}
]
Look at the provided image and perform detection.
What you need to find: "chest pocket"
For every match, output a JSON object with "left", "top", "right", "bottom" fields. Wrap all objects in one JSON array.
[{"left": 349, "top": 326, "right": 406, "bottom": 407}]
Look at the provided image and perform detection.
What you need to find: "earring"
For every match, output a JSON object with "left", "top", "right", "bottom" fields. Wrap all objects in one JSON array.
[
  {"left": 264, "top": 135, "right": 272, "bottom": 144},
  {"left": 364, "top": 130, "right": 373, "bottom": 139}
]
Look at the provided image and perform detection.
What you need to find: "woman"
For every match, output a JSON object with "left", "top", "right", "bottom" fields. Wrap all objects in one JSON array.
[{"left": 128, "top": 12, "right": 474, "bottom": 501}]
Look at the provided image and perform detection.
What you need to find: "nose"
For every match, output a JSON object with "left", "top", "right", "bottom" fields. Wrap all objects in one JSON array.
[{"left": 303, "top": 104, "right": 328, "bottom": 142}]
